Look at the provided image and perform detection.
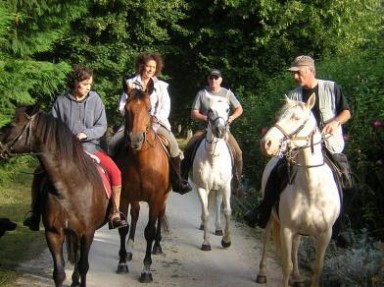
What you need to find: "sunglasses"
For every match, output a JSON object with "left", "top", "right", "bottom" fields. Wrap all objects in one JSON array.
[{"left": 209, "top": 75, "right": 219, "bottom": 80}]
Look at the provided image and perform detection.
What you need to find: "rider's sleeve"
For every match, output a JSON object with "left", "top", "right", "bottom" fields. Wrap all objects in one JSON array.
[{"left": 118, "top": 92, "right": 128, "bottom": 116}]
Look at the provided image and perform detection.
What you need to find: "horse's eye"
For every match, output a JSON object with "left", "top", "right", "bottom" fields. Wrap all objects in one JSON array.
[{"left": 291, "top": 114, "right": 300, "bottom": 121}]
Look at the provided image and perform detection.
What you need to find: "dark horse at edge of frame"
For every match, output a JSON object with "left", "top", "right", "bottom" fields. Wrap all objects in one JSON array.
[
  {"left": 113, "top": 86, "right": 171, "bottom": 283},
  {"left": 0, "top": 106, "right": 112, "bottom": 287}
]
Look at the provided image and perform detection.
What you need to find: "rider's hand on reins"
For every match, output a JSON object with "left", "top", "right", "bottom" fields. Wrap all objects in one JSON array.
[{"left": 322, "top": 120, "right": 340, "bottom": 135}]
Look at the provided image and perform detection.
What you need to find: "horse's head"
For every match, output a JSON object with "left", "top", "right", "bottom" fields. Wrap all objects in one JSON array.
[
  {"left": 0, "top": 105, "right": 40, "bottom": 159},
  {"left": 207, "top": 99, "right": 230, "bottom": 139},
  {"left": 124, "top": 86, "right": 152, "bottom": 151},
  {"left": 260, "top": 93, "right": 318, "bottom": 157}
]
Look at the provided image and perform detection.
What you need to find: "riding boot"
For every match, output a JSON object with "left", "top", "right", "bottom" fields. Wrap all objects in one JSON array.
[
  {"left": 109, "top": 185, "right": 128, "bottom": 229},
  {"left": 181, "top": 131, "right": 206, "bottom": 181},
  {"left": 244, "top": 158, "right": 288, "bottom": 229},
  {"left": 170, "top": 156, "right": 192, "bottom": 195},
  {"left": 23, "top": 168, "right": 44, "bottom": 231}
]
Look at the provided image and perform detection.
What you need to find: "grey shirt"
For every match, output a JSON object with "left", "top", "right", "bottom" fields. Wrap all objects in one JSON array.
[
  {"left": 52, "top": 90, "right": 107, "bottom": 154},
  {"left": 192, "top": 87, "right": 241, "bottom": 129}
]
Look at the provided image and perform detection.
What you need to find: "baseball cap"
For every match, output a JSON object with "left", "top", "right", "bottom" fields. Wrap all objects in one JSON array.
[
  {"left": 287, "top": 55, "right": 315, "bottom": 71},
  {"left": 209, "top": 69, "right": 222, "bottom": 78}
]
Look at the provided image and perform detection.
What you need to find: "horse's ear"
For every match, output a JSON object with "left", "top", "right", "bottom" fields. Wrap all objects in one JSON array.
[
  {"left": 13, "top": 105, "right": 35, "bottom": 122},
  {"left": 306, "top": 93, "right": 316, "bottom": 110}
]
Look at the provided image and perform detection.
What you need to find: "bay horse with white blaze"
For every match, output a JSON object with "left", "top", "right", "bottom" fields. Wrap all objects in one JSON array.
[
  {"left": 113, "top": 87, "right": 170, "bottom": 283},
  {"left": 0, "top": 106, "right": 112, "bottom": 287},
  {"left": 257, "top": 94, "right": 340, "bottom": 287},
  {"left": 190, "top": 98, "right": 233, "bottom": 251}
]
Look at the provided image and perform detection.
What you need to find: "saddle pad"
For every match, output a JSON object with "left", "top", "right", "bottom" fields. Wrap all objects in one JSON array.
[{"left": 95, "top": 163, "right": 112, "bottom": 199}]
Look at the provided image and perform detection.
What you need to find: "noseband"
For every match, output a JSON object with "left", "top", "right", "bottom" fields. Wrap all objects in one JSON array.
[{"left": 206, "top": 111, "right": 229, "bottom": 145}]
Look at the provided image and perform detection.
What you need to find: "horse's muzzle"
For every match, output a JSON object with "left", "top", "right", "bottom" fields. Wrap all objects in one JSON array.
[{"left": 129, "top": 132, "right": 145, "bottom": 151}]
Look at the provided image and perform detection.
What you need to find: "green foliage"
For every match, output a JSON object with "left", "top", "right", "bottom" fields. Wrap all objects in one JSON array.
[{"left": 299, "top": 230, "right": 384, "bottom": 286}]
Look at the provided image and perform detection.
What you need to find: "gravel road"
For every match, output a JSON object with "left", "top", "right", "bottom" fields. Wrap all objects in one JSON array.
[{"left": 11, "top": 190, "right": 283, "bottom": 287}]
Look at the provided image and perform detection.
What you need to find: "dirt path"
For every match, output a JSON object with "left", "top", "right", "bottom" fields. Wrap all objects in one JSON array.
[{"left": 11, "top": 191, "right": 283, "bottom": 287}]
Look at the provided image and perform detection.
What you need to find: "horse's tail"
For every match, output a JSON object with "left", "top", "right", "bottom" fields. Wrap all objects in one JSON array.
[{"left": 66, "top": 231, "right": 78, "bottom": 265}]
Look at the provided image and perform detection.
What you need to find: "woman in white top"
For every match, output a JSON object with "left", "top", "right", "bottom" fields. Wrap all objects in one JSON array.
[{"left": 109, "top": 52, "right": 191, "bottom": 194}]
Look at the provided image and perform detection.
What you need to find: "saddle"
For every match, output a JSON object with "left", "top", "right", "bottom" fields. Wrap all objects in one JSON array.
[
  {"left": 157, "top": 134, "right": 171, "bottom": 157},
  {"left": 269, "top": 154, "right": 346, "bottom": 219},
  {"left": 86, "top": 153, "right": 112, "bottom": 199},
  {"left": 182, "top": 132, "right": 235, "bottom": 181}
]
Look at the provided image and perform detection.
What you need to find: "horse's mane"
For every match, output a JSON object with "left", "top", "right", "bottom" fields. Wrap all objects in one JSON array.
[
  {"left": 128, "top": 88, "right": 147, "bottom": 101},
  {"left": 34, "top": 111, "right": 100, "bottom": 183}
]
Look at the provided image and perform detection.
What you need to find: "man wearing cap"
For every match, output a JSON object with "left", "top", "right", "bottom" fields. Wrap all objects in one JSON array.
[
  {"left": 181, "top": 69, "right": 244, "bottom": 191},
  {"left": 244, "top": 55, "right": 353, "bottom": 246}
]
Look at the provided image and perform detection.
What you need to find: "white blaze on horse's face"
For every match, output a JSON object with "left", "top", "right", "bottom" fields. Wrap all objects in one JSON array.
[
  {"left": 260, "top": 94, "right": 317, "bottom": 157},
  {"left": 207, "top": 100, "right": 230, "bottom": 139}
]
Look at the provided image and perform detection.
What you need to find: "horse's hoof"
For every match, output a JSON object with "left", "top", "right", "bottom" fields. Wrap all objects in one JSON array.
[
  {"left": 201, "top": 244, "right": 211, "bottom": 251},
  {"left": 221, "top": 240, "right": 231, "bottom": 248},
  {"left": 256, "top": 275, "right": 267, "bottom": 284},
  {"left": 215, "top": 229, "right": 223, "bottom": 236},
  {"left": 199, "top": 224, "right": 204, "bottom": 230},
  {"left": 116, "top": 263, "right": 129, "bottom": 273},
  {"left": 152, "top": 245, "right": 163, "bottom": 255},
  {"left": 70, "top": 283, "right": 80, "bottom": 287},
  {"left": 140, "top": 272, "right": 153, "bottom": 283}
]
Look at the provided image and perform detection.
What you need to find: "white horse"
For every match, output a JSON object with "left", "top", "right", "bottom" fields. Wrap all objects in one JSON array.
[
  {"left": 257, "top": 94, "right": 340, "bottom": 287},
  {"left": 190, "top": 99, "right": 233, "bottom": 251}
]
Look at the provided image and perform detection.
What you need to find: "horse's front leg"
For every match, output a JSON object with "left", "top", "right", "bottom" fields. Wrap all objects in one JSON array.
[
  {"left": 311, "top": 231, "right": 332, "bottom": 287},
  {"left": 256, "top": 218, "right": 273, "bottom": 284},
  {"left": 214, "top": 190, "right": 223, "bottom": 236},
  {"left": 281, "top": 227, "right": 294, "bottom": 287},
  {"left": 291, "top": 234, "right": 305, "bottom": 286},
  {"left": 74, "top": 233, "right": 93, "bottom": 287},
  {"left": 221, "top": 185, "right": 231, "bottom": 248},
  {"left": 45, "top": 230, "right": 66, "bottom": 287},
  {"left": 152, "top": 206, "right": 165, "bottom": 255},
  {"left": 197, "top": 187, "right": 211, "bottom": 251},
  {"left": 127, "top": 201, "right": 140, "bottom": 260},
  {"left": 116, "top": 200, "right": 130, "bottom": 274},
  {"left": 140, "top": 213, "right": 157, "bottom": 283}
]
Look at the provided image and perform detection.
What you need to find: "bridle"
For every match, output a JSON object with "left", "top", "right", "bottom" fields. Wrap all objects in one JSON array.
[
  {"left": 205, "top": 110, "right": 229, "bottom": 144},
  {"left": 273, "top": 110, "right": 324, "bottom": 168},
  {"left": 0, "top": 112, "right": 40, "bottom": 159},
  {"left": 124, "top": 92, "right": 157, "bottom": 150}
]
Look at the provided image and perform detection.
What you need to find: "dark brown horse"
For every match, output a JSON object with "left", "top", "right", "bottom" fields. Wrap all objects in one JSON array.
[
  {"left": 113, "top": 87, "right": 170, "bottom": 283},
  {"left": 0, "top": 106, "right": 111, "bottom": 287}
]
